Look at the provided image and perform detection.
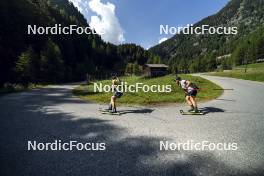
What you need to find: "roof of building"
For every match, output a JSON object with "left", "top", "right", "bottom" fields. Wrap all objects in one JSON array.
[
  {"left": 216, "top": 54, "right": 231, "bottom": 60},
  {"left": 257, "top": 54, "right": 264, "bottom": 59},
  {"left": 145, "top": 64, "right": 169, "bottom": 68}
]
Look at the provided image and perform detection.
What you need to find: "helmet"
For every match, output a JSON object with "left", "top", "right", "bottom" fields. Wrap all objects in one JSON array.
[{"left": 175, "top": 77, "right": 181, "bottom": 81}]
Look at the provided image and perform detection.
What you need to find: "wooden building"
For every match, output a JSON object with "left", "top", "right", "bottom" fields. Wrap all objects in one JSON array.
[
  {"left": 143, "top": 64, "right": 169, "bottom": 77},
  {"left": 256, "top": 55, "right": 264, "bottom": 63}
]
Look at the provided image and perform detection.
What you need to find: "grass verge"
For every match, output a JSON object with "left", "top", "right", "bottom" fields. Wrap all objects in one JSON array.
[
  {"left": 73, "top": 75, "right": 222, "bottom": 106},
  {"left": 0, "top": 83, "right": 46, "bottom": 95},
  {"left": 208, "top": 62, "right": 264, "bottom": 82}
]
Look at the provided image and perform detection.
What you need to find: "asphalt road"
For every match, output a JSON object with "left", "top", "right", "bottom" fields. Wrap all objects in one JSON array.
[{"left": 0, "top": 75, "right": 264, "bottom": 176}]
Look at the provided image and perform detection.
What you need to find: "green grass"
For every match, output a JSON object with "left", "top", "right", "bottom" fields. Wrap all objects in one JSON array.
[
  {"left": 73, "top": 75, "right": 222, "bottom": 105},
  {"left": 208, "top": 62, "right": 264, "bottom": 82},
  {"left": 0, "top": 83, "right": 46, "bottom": 95}
]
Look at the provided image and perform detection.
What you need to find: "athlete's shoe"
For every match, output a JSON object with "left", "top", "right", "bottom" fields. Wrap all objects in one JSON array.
[
  {"left": 111, "top": 107, "right": 117, "bottom": 113},
  {"left": 188, "top": 105, "right": 194, "bottom": 112},
  {"left": 193, "top": 107, "right": 199, "bottom": 113}
]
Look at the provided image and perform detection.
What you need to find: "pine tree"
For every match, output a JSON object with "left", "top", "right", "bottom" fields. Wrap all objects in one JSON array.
[
  {"left": 40, "top": 39, "right": 64, "bottom": 83},
  {"left": 15, "top": 47, "right": 35, "bottom": 86}
]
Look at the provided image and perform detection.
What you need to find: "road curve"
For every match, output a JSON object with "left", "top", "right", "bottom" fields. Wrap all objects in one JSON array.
[{"left": 0, "top": 76, "right": 263, "bottom": 176}]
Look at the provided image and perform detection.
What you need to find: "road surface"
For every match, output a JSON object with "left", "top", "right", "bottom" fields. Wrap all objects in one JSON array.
[{"left": 0, "top": 76, "right": 263, "bottom": 176}]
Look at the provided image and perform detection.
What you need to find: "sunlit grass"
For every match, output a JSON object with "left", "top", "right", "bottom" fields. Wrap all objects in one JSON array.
[
  {"left": 208, "top": 62, "right": 264, "bottom": 82},
  {"left": 73, "top": 75, "right": 222, "bottom": 105}
]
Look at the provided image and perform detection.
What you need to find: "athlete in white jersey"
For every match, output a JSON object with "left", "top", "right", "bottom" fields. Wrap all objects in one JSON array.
[{"left": 175, "top": 77, "right": 199, "bottom": 112}]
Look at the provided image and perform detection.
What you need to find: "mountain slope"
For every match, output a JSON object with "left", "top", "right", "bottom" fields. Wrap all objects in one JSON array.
[
  {"left": 0, "top": 0, "right": 105, "bottom": 84},
  {"left": 0, "top": 0, "right": 155, "bottom": 86},
  {"left": 149, "top": 0, "right": 264, "bottom": 66}
]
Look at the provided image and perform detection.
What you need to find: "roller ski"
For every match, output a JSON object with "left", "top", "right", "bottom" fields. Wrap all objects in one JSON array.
[
  {"left": 99, "top": 108, "right": 121, "bottom": 116},
  {"left": 179, "top": 110, "right": 205, "bottom": 115}
]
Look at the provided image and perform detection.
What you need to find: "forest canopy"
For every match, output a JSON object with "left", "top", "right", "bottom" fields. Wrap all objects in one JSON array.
[{"left": 0, "top": 0, "right": 157, "bottom": 86}]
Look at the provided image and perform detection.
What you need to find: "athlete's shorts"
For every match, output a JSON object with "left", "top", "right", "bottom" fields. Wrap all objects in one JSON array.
[
  {"left": 186, "top": 90, "right": 197, "bottom": 97},
  {"left": 114, "top": 91, "right": 123, "bottom": 98}
]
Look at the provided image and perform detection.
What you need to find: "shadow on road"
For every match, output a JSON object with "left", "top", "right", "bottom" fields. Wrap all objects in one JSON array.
[
  {"left": 119, "top": 108, "right": 154, "bottom": 115},
  {"left": 200, "top": 106, "right": 225, "bottom": 114},
  {"left": 0, "top": 86, "right": 262, "bottom": 176}
]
